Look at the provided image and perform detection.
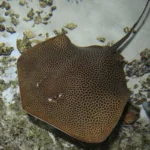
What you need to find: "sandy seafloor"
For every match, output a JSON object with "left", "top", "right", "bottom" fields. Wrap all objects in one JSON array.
[{"left": 0, "top": 0, "right": 150, "bottom": 150}]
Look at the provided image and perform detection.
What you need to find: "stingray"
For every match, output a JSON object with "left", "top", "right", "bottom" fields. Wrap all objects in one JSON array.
[{"left": 17, "top": 0, "right": 150, "bottom": 143}]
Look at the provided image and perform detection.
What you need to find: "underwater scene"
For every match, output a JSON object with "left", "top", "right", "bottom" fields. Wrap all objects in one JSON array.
[{"left": 0, "top": 0, "right": 150, "bottom": 149}]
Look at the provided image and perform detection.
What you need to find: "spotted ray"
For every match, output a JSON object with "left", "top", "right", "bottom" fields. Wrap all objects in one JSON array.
[{"left": 17, "top": 0, "right": 150, "bottom": 143}]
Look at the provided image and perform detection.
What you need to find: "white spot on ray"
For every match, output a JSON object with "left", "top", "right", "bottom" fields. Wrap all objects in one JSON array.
[
  {"left": 58, "top": 93, "right": 63, "bottom": 98},
  {"left": 36, "top": 76, "right": 47, "bottom": 88},
  {"left": 36, "top": 83, "right": 39, "bottom": 87},
  {"left": 48, "top": 98, "right": 57, "bottom": 103},
  {"left": 47, "top": 93, "right": 63, "bottom": 103}
]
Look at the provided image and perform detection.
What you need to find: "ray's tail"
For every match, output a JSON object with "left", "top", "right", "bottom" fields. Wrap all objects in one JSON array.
[{"left": 110, "top": 0, "right": 150, "bottom": 52}]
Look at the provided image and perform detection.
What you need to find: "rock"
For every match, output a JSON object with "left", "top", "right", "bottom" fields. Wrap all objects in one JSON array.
[
  {"left": 65, "top": 23, "right": 77, "bottom": 30},
  {"left": 125, "top": 49, "right": 150, "bottom": 77},
  {"left": 97, "top": 36, "right": 106, "bottom": 43},
  {"left": 39, "top": 1, "right": 47, "bottom": 8},
  {"left": 19, "top": 0, "right": 26, "bottom": 6},
  {"left": 147, "top": 92, "right": 150, "bottom": 98},
  {"left": 124, "top": 103, "right": 140, "bottom": 124},
  {"left": 124, "top": 26, "right": 136, "bottom": 33},
  {"left": 4, "top": 11, "right": 9, "bottom": 16},
  {"left": 0, "top": 1, "right": 11, "bottom": 10},
  {"left": 0, "top": 146, "right": 4, "bottom": 150},
  {"left": 43, "top": 14, "right": 51, "bottom": 21},
  {"left": 8, "top": 9, "right": 15, "bottom": 17},
  {"left": 0, "top": 17, "right": 5, "bottom": 23},
  {"left": 133, "top": 84, "right": 139, "bottom": 89},
  {"left": 27, "top": 8, "right": 35, "bottom": 20},
  {"left": 142, "top": 101, "right": 150, "bottom": 119},
  {"left": 34, "top": 14, "right": 42, "bottom": 24},
  {"left": 47, "top": 0, "right": 53, "bottom": 6},
  {"left": 4, "top": 2, "right": 11, "bottom": 10},
  {"left": 140, "top": 75, "right": 150, "bottom": 93},
  {"left": 0, "top": 24, "right": 5, "bottom": 32},
  {"left": 0, "top": 43, "right": 5, "bottom": 48},
  {"left": 39, "top": 0, "right": 53, "bottom": 8},
  {"left": 130, "top": 93, "right": 146, "bottom": 105},
  {"left": 105, "top": 41, "right": 115, "bottom": 46},
  {"left": 146, "top": 75, "right": 150, "bottom": 86},
  {"left": 53, "top": 28, "right": 68, "bottom": 35},
  {"left": 17, "top": 35, "right": 32, "bottom": 53},
  {"left": 11, "top": 17, "right": 19, "bottom": 26},
  {"left": 51, "top": 6, "right": 56, "bottom": 11},
  {"left": 6, "top": 27, "right": 16, "bottom": 34},
  {"left": 140, "top": 48, "right": 150, "bottom": 60},
  {"left": 23, "top": 30, "right": 35, "bottom": 39},
  {"left": 0, "top": 45, "right": 14, "bottom": 56},
  {"left": 15, "top": 14, "right": 20, "bottom": 18}
]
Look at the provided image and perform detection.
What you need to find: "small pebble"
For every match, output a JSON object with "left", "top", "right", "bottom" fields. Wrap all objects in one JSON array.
[
  {"left": 124, "top": 27, "right": 136, "bottom": 33},
  {"left": 65, "top": 23, "right": 77, "bottom": 30},
  {"left": 8, "top": 9, "right": 15, "bottom": 17},
  {"left": 39, "top": 0, "right": 53, "bottom": 7},
  {"left": 140, "top": 48, "right": 150, "bottom": 60},
  {"left": 36, "top": 10, "right": 43, "bottom": 14},
  {"left": 97, "top": 36, "right": 106, "bottom": 43},
  {"left": 133, "top": 84, "right": 139, "bottom": 89},
  {"left": 4, "top": 2, "right": 11, "bottom": 10},
  {"left": 47, "top": 0, "right": 53, "bottom": 6},
  {"left": 0, "top": 43, "right": 5, "bottom": 48},
  {"left": 15, "top": 14, "right": 20, "bottom": 18},
  {"left": 142, "top": 101, "right": 150, "bottom": 119},
  {"left": 124, "top": 111, "right": 139, "bottom": 124},
  {"left": 0, "top": 45, "right": 14, "bottom": 56},
  {"left": 0, "top": 24, "right": 5, "bottom": 32},
  {"left": 0, "top": 1, "right": 11, "bottom": 10},
  {"left": 124, "top": 27, "right": 130, "bottom": 33},
  {"left": 34, "top": 14, "right": 42, "bottom": 24},
  {"left": 54, "top": 28, "right": 68, "bottom": 35},
  {"left": 124, "top": 103, "right": 140, "bottom": 124},
  {"left": 147, "top": 92, "right": 150, "bottom": 98},
  {"left": 19, "top": 0, "right": 26, "bottom": 6},
  {"left": 27, "top": 8, "right": 35, "bottom": 20},
  {"left": 0, "top": 146, "right": 4, "bottom": 150},
  {"left": 6, "top": 27, "right": 16, "bottom": 34},
  {"left": 131, "top": 93, "right": 146, "bottom": 105},
  {"left": 146, "top": 75, "right": 150, "bottom": 86},
  {"left": 0, "top": 17, "right": 5, "bottom": 23},
  {"left": 42, "top": 22, "right": 49, "bottom": 25},
  {"left": 105, "top": 41, "right": 115, "bottom": 46},
  {"left": 5, "top": 11, "right": 9, "bottom": 16},
  {"left": 43, "top": 14, "right": 51, "bottom": 21},
  {"left": 11, "top": 17, "right": 19, "bottom": 26},
  {"left": 23, "top": 30, "right": 35, "bottom": 39},
  {"left": 51, "top": 6, "right": 56, "bottom": 11},
  {"left": 17, "top": 35, "right": 32, "bottom": 53},
  {"left": 39, "top": 1, "right": 47, "bottom": 8}
]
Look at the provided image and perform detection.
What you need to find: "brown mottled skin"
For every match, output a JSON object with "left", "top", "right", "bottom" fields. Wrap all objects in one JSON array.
[{"left": 17, "top": 0, "right": 150, "bottom": 143}]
